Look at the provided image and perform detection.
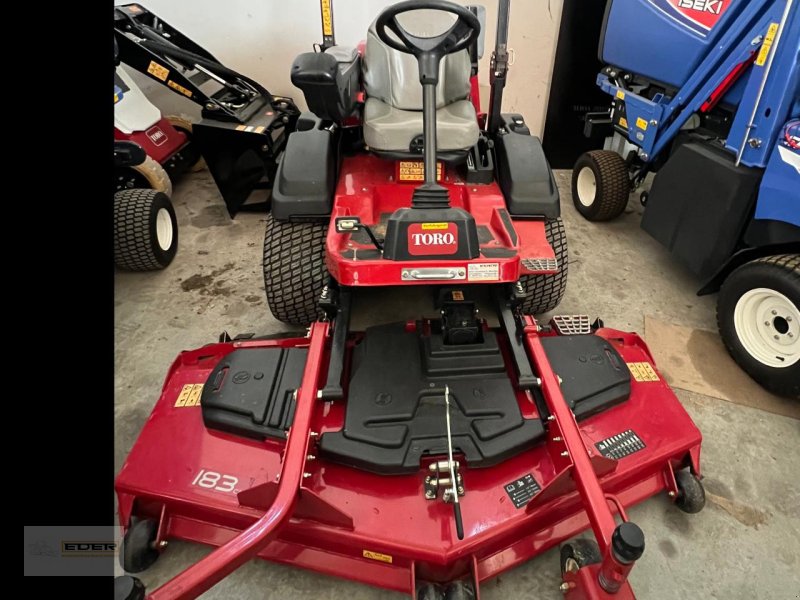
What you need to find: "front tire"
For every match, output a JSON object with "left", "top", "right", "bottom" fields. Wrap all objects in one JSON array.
[
  {"left": 571, "top": 150, "right": 630, "bottom": 221},
  {"left": 262, "top": 215, "right": 328, "bottom": 325},
  {"left": 717, "top": 254, "right": 800, "bottom": 398},
  {"left": 114, "top": 189, "right": 178, "bottom": 271},
  {"left": 519, "top": 218, "right": 568, "bottom": 315}
]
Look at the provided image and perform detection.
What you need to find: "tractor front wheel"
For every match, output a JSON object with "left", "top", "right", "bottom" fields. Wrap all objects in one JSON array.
[
  {"left": 571, "top": 150, "right": 630, "bottom": 221},
  {"left": 114, "top": 189, "right": 178, "bottom": 271},
  {"left": 717, "top": 254, "right": 799, "bottom": 398},
  {"left": 262, "top": 215, "right": 328, "bottom": 325}
]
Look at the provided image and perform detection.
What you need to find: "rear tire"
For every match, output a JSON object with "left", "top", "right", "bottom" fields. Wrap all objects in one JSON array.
[
  {"left": 571, "top": 150, "right": 630, "bottom": 221},
  {"left": 519, "top": 218, "right": 568, "bottom": 315},
  {"left": 114, "top": 189, "right": 178, "bottom": 271},
  {"left": 717, "top": 254, "right": 800, "bottom": 398},
  {"left": 262, "top": 215, "right": 328, "bottom": 325},
  {"left": 130, "top": 155, "right": 173, "bottom": 197}
]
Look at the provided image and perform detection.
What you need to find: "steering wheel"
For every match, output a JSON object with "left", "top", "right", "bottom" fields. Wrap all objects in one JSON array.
[{"left": 375, "top": 0, "right": 480, "bottom": 84}]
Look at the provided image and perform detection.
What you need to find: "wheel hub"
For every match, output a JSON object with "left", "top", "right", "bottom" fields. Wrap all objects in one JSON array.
[
  {"left": 576, "top": 167, "right": 597, "bottom": 207},
  {"left": 155, "top": 208, "right": 174, "bottom": 251},
  {"left": 734, "top": 287, "right": 799, "bottom": 368}
]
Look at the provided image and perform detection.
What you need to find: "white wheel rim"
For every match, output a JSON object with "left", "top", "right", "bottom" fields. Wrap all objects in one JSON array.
[
  {"left": 576, "top": 166, "right": 597, "bottom": 207},
  {"left": 733, "top": 287, "right": 799, "bottom": 368},
  {"left": 155, "top": 208, "right": 174, "bottom": 251}
]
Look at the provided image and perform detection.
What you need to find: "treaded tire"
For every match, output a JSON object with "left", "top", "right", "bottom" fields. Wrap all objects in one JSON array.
[
  {"left": 263, "top": 215, "right": 328, "bottom": 325},
  {"left": 572, "top": 150, "right": 630, "bottom": 221},
  {"left": 114, "top": 189, "right": 178, "bottom": 271},
  {"left": 717, "top": 254, "right": 800, "bottom": 398},
  {"left": 131, "top": 155, "right": 173, "bottom": 197},
  {"left": 560, "top": 538, "right": 602, "bottom": 575},
  {"left": 519, "top": 218, "right": 568, "bottom": 315}
]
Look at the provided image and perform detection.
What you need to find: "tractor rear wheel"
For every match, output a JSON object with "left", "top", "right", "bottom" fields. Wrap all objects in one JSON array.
[
  {"left": 262, "top": 215, "right": 328, "bottom": 325},
  {"left": 572, "top": 150, "right": 630, "bottom": 221},
  {"left": 518, "top": 218, "right": 568, "bottom": 315},
  {"left": 717, "top": 254, "right": 800, "bottom": 398},
  {"left": 114, "top": 188, "right": 178, "bottom": 271}
]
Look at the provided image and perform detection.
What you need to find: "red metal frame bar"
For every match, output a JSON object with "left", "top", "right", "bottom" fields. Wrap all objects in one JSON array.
[{"left": 147, "top": 322, "right": 330, "bottom": 600}]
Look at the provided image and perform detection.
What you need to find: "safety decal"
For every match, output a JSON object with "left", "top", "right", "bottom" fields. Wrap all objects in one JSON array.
[
  {"left": 174, "top": 383, "right": 204, "bottom": 407},
  {"left": 627, "top": 362, "right": 660, "bottom": 382},
  {"left": 147, "top": 60, "right": 170, "bottom": 81},
  {"left": 618, "top": 117, "right": 629, "bottom": 129},
  {"left": 468, "top": 263, "right": 500, "bottom": 281},
  {"left": 451, "top": 290, "right": 465, "bottom": 301},
  {"left": 254, "top": 125, "right": 266, "bottom": 134},
  {"left": 397, "top": 160, "right": 443, "bottom": 182},
  {"left": 646, "top": 0, "right": 731, "bottom": 37},
  {"left": 167, "top": 80, "right": 192, "bottom": 98},
  {"left": 235, "top": 125, "right": 247, "bottom": 131},
  {"left": 756, "top": 23, "right": 779, "bottom": 67},
  {"left": 636, "top": 117, "right": 649, "bottom": 131},
  {"left": 504, "top": 473, "right": 541, "bottom": 509},
  {"left": 596, "top": 430, "right": 646, "bottom": 460},
  {"left": 320, "top": 0, "right": 334, "bottom": 37},
  {"left": 362, "top": 549, "right": 393, "bottom": 564}
]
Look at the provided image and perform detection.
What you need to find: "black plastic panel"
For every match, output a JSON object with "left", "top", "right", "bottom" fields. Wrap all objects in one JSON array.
[{"left": 201, "top": 347, "right": 307, "bottom": 440}]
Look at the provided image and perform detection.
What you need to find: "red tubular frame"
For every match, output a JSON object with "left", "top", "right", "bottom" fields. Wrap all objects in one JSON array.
[{"left": 147, "top": 322, "right": 330, "bottom": 600}]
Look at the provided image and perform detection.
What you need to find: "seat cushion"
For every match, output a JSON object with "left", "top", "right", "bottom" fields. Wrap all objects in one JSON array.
[{"left": 363, "top": 97, "right": 480, "bottom": 152}]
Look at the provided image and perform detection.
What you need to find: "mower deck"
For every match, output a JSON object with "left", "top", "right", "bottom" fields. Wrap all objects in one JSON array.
[
  {"left": 327, "top": 155, "right": 558, "bottom": 286},
  {"left": 116, "top": 321, "right": 701, "bottom": 598}
]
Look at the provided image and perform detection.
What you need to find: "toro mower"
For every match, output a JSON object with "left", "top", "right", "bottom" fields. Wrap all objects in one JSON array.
[
  {"left": 115, "top": 2, "right": 706, "bottom": 599},
  {"left": 114, "top": 3, "right": 300, "bottom": 216},
  {"left": 572, "top": 0, "right": 799, "bottom": 397}
]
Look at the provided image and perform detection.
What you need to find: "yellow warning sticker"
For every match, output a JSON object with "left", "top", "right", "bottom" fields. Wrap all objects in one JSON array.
[
  {"left": 167, "top": 80, "right": 192, "bottom": 98},
  {"left": 636, "top": 117, "right": 648, "bottom": 131},
  {"left": 320, "top": 0, "right": 333, "bottom": 37},
  {"left": 147, "top": 60, "right": 169, "bottom": 81},
  {"left": 627, "top": 362, "right": 660, "bottom": 383},
  {"left": 421, "top": 223, "right": 448, "bottom": 230},
  {"left": 362, "top": 549, "right": 392, "bottom": 564},
  {"left": 398, "top": 161, "right": 443, "bottom": 182},
  {"left": 235, "top": 125, "right": 247, "bottom": 131},
  {"left": 616, "top": 90, "right": 625, "bottom": 100},
  {"left": 174, "top": 383, "right": 204, "bottom": 407},
  {"left": 254, "top": 125, "right": 266, "bottom": 134},
  {"left": 756, "top": 23, "right": 779, "bottom": 67},
  {"left": 618, "top": 117, "right": 629, "bottom": 129},
  {"left": 451, "top": 290, "right": 464, "bottom": 301}
]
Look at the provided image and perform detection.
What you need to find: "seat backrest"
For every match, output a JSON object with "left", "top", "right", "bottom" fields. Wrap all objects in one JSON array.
[{"left": 363, "top": 10, "right": 472, "bottom": 111}]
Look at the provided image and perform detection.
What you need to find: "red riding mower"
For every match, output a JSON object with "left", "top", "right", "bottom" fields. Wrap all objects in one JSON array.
[{"left": 115, "top": 2, "right": 706, "bottom": 599}]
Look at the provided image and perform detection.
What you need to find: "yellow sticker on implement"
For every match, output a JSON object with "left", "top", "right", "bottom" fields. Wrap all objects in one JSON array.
[
  {"left": 174, "top": 383, "right": 204, "bottom": 407},
  {"left": 398, "top": 161, "right": 443, "bottom": 182},
  {"left": 756, "top": 23, "right": 779, "bottom": 67},
  {"left": 167, "top": 80, "right": 192, "bottom": 98},
  {"left": 636, "top": 117, "right": 648, "bottom": 131},
  {"left": 147, "top": 60, "right": 169, "bottom": 81},
  {"left": 362, "top": 549, "right": 393, "bottom": 564},
  {"left": 627, "top": 362, "right": 659, "bottom": 383},
  {"left": 320, "top": 0, "right": 333, "bottom": 37},
  {"left": 616, "top": 90, "right": 625, "bottom": 100},
  {"left": 618, "top": 117, "right": 628, "bottom": 129}
]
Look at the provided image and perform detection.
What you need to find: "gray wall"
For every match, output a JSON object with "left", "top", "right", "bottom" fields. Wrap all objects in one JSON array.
[{"left": 118, "top": 0, "right": 563, "bottom": 137}]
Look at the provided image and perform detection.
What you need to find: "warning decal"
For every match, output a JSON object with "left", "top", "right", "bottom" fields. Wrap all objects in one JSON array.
[
  {"left": 397, "top": 161, "right": 443, "bottom": 182},
  {"left": 468, "top": 263, "right": 499, "bottom": 281},
  {"left": 596, "top": 430, "right": 646, "bottom": 460},
  {"left": 174, "top": 383, "right": 204, "bottom": 407},
  {"left": 147, "top": 60, "right": 169, "bottom": 81},
  {"left": 363, "top": 549, "right": 392, "bottom": 564},
  {"left": 756, "top": 23, "right": 779, "bottom": 67},
  {"left": 627, "top": 362, "right": 660, "bottom": 382},
  {"left": 504, "top": 474, "right": 542, "bottom": 509}
]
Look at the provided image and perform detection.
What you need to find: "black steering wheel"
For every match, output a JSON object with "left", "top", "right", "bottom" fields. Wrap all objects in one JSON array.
[{"left": 375, "top": 0, "right": 480, "bottom": 84}]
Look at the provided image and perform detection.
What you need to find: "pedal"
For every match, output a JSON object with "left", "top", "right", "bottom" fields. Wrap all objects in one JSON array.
[
  {"left": 521, "top": 257, "right": 558, "bottom": 273},
  {"left": 551, "top": 315, "right": 591, "bottom": 335}
]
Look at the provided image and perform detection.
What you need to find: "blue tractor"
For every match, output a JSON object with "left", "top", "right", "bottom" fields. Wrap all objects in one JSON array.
[{"left": 572, "top": 0, "right": 799, "bottom": 397}]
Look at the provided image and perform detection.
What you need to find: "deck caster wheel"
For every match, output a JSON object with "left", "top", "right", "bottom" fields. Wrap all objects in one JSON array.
[
  {"left": 560, "top": 538, "right": 602, "bottom": 575},
  {"left": 417, "top": 582, "right": 445, "bottom": 600},
  {"left": 115, "top": 575, "right": 145, "bottom": 600},
  {"left": 444, "top": 579, "right": 476, "bottom": 600},
  {"left": 121, "top": 518, "right": 161, "bottom": 573},
  {"left": 674, "top": 469, "right": 705, "bottom": 514},
  {"left": 571, "top": 150, "right": 631, "bottom": 221}
]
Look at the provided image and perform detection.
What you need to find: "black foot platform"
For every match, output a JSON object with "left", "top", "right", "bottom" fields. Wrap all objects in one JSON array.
[{"left": 319, "top": 323, "right": 546, "bottom": 474}]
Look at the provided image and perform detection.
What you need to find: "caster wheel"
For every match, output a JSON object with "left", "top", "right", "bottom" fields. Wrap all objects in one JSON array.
[
  {"left": 115, "top": 575, "right": 145, "bottom": 600},
  {"left": 417, "top": 582, "right": 444, "bottom": 600},
  {"left": 640, "top": 190, "right": 649, "bottom": 206},
  {"left": 560, "top": 538, "right": 602, "bottom": 575},
  {"left": 674, "top": 469, "right": 705, "bottom": 514},
  {"left": 121, "top": 518, "right": 161, "bottom": 573},
  {"left": 444, "top": 579, "right": 476, "bottom": 600}
]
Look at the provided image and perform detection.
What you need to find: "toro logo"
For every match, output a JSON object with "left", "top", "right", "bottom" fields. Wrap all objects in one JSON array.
[
  {"left": 408, "top": 222, "right": 458, "bottom": 256},
  {"left": 649, "top": 0, "right": 730, "bottom": 35},
  {"left": 146, "top": 125, "right": 168, "bottom": 147}
]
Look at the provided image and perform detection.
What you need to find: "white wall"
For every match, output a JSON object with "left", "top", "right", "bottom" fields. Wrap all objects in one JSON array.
[{"left": 118, "top": 0, "right": 562, "bottom": 137}]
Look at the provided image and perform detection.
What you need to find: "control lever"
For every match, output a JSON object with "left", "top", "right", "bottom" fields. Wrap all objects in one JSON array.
[{"left": 444, "top": 385, "right": 464, "bottom": 540}]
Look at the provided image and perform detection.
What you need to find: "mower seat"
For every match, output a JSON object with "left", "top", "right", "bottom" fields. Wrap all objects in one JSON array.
[{"left": 362, "top": 13, "right": 480, "bottom": 153}]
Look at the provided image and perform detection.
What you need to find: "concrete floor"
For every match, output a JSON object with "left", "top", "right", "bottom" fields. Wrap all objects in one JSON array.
[{"left": 115, "top": 170, "right": 800, "bottom": 599}]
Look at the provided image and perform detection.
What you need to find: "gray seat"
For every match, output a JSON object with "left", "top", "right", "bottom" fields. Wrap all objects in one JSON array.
[{"left": 362, "top": 12, "right": 480, "bottom": 153}]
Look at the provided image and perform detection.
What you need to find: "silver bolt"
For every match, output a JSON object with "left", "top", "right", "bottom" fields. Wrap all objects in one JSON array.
[
  {"left": 303, "top": 472, "right": 312, "bottom": 478},
  {"left": 261, "top": 144, "right": 269, "bottom": 152},
  {"left": 787, "top": 316, "right": 793, "bottom": 322},
  {"left": 548, "top": 415, "right": 556, "bottom": 421},
  {"left": 425, "top": 491, "right": 435, "bottom": 499},
  {"left": 307, "top": 454, "right": 316, "bottom": 460},
  {"left": 316, "top": 391, "right": 323, "bottom": 399},
  {"left": 158, "top": 540, "right": 169, "bottom": 549},
  {"left": 309, "top": 431, "right": 319, "bottom": 438},
  {"left": 559, "top": 582, "right": 571, "bottom": 592},
  {"left": 561, "top": 451, "right": 569, "bottom": 457},
  {"left": 552, "top": 436, "right": 562, "bottom": 442},
  {"left": 765, "top": 321, "right": 771, "bottom": 327},
  {"left": 668, "top": 491, "right": 676, "bottom": 498},
  {"left": 774, "top": 335, "right": 780, "bottom": 340},
  {"left": 649, "top": 119, "right": 658, "bottom": 126},
  {"left": 772, "top": 310, "right": 778, "bottom": 316},
  {"left": 458, "top": 486, "right": 465, "bottom": 494},
  {"left": 789, "top": 333, "right": 794, "bottom": 338}
]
